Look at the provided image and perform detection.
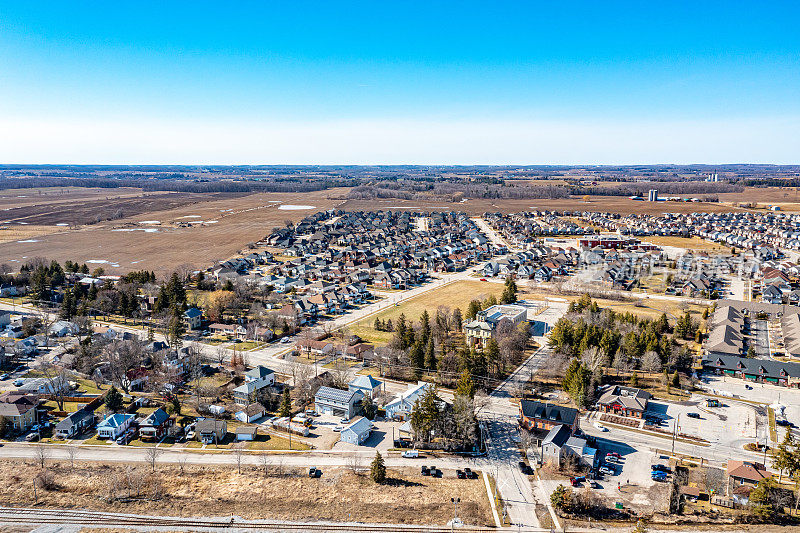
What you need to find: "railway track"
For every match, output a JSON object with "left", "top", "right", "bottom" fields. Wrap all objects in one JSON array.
[{"left": 0, "top": 506, "right": 550, "bottom": 532}]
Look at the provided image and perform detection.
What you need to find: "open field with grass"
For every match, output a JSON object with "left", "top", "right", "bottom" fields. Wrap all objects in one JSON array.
[
  {"left": 0, "top": 188, "right": 349, "bottom": 275},
  {"left": 0, "top": 461, "right": 492, "bottom": 526},
  {"left": 642, "top": 236, "right": 730, "bottom": 253},
  {"left": 348, "top": 280, "right": 507, "bottom": 344}
]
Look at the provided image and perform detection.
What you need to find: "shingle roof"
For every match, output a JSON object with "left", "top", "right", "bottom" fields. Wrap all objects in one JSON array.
[
  {"left": 541, "top": 424, "right": 571, "bottom": 447},
  {"left": 519, "top": 400, "right": 578, "bottom": 426}
]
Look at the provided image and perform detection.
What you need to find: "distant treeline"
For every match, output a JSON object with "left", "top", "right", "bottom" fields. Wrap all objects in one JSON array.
[
  {"left": 572, "top": 181, "right": 742, "bottom": 197},
  {"left": 0, "top": 177, "right": 353, "bottom": 193}
]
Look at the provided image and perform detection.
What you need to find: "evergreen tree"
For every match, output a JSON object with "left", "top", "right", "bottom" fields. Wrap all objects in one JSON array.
[
  {"left": 410, "top": 341, "right": 425, "bottom": 377},
  {"left": 105, "top": 386, "right": 124, "bottom": 413},
  {"left": 486, "top": 338, "right": 501, "bottom": 376},
  {"left": 671, "top": 371, "right": 681, "bottom": 389},
  {"left": 466, "top": 300, "right": 481, "bottom": 320},
  {"left": 396, "top": 314, "right": 407, "bottom": 347},
  {"left": 88, "top": 282, "right": 98, "bottom": 301},
  {"left": 420, "top": 309, "right": 431, "bottom": 345},
  {"left": 501, "top": 276, "right": 518, "bottom": 304},
  {"left": 425, "top": 339, "right": 436, "bottom": 370},
  {"left": 452, "top": 307, "right": 463, "bottom": 331},
  {"left": 455, "top": 369, "right": 475, "bottom": 398},
  {"left": 279, "top": 388, "right": 292, "bottom": 418},
  {"left": 370, "top": 451, "right": 386, "bottom": 483},
  {"left": 60, "top": 287, "right": 74, "bottom": 319}
]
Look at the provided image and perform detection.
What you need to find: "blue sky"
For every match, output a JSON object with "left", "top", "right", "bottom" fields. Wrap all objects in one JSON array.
[{"left": 0, "top": 2, "right": 798, "bottom": 164}]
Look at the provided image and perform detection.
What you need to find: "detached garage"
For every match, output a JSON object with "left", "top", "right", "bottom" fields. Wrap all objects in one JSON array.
[
  {"left": 339, "top": 416, "right": 372, "bottom": 445},
  {"left": 314, "top": 386, "right": 364, "bottom": 419}
]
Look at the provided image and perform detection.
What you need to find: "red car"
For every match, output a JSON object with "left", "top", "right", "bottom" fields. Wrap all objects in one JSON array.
[
  {"left": 480, "top": 278, "right": 487, "bottom": 282},
  {"left": 606, "top": 452, "right": 621, "bottom": 458}
]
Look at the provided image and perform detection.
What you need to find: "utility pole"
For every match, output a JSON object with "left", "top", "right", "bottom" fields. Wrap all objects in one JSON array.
[{"left": 671, "top": 414, "right": 679, "bottom": 458}]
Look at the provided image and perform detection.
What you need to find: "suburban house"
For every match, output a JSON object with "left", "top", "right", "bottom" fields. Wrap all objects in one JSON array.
[
  {"left": 596, "top": 386, "right": 651, "bottom": 418},
  {"left": 96, "top": 413, "right": 135, "bottom": 440},
  {"left": 235, "top": 402, "right": 267, "bottom": 423},
  {"left": 314, "top": 386, "right": 364, "bottom": 419},
  {"left": 339, "top": 416, "right": 372, "bottom": 445},
  {"left": 235, "top": 425, "right": 258, "bottom": 442},
  {"left": 184, "top": 307, "right": 203, "bottom": 329},
  {"left": 348, "top": 375, "right": 382, "bottom": 399},
  {"left": 233, "top": 366, "right": 275, "bottom": 405},
  {"left": 519, "top": 400, "right": 579, "bottom": 439},
  {"left": 138, "top": 408, "right": 173, "bottom": 441},
  {"left": 0, "top": 392, "right": 38, "bottom": 432},
  {"left": 384, "top": 381, "right": 431, "bottom": 420},
  {"left": 19, "top": 376, "right": 69, "bottom": 395},
  {"left": 196, "top": 419, "right": 227, "bottom": 444},
  {"left": 541, "top": 424, "right": 597, "bottom": 468},
  {"left": 54, "top": 409, "right": 95, "bottom": 439},
  {"left": 727, "top": 460, "right": 770, "bottom": 488}
]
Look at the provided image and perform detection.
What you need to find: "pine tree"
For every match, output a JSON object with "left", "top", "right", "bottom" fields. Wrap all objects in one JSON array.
[
  {"left": 410, "top": 341, "right": 425, "bottom": 377},
  {"left": 104, "top": 386, "right": 123, "bottom": 413},
  {"left": 279, "top": 388, "right": 292, "bottom": 418},
  {"left": 88, "top": 282, "right": 98, "bottom": 301},
  {"left": 486, "top": 338, "right": 501, "bottom": 376},
  {"left": 425, "top": 339, "right": 436, "bottom": 370},
  {"left": 420, "top": 309, "right": 431, "bottom": 345},
  {"left": 452, "top": 307, "right": 463, "bottom": 331},
  {"left": 456, "top": 369, "right": 475, "bottom": 398},
  {"left": 370, "top": 451, "right": 386, "bottom": 483}
]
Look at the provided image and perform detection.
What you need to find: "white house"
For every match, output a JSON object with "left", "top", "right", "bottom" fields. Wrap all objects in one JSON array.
[
  {"left": 235, "top": 402, "right": 267, "bottom": 423},
  {"left": 233, "top": 366, "right": 275, "bottom": 405},
  {"left": 314, "top": 386, "right": 364, "bottom": 419},
  {"left": 384, "top": 381, "right": 431, "bottom": 420},
  {"left": 96, "top": 413, "right": 134, "bottom": 440},
  {"left": 184, "top": 308, "right": 203, "bottom": 330},
  {"left": 339, "top": 416, "right": 372, "bottom": 445}
]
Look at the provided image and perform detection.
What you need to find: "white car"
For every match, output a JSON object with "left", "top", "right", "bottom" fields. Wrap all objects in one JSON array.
[
  {"left": 593, "top": 422, "right": 608, "bottom": 432},
  {"left": 332, "top": 426, "right": 344, "bottom": 432},
  {"left": 598, "top": 466, "right": 614, "bottom": 476},
  {"left": 401, "top": 450, "right": 419, "bottom": 458}
]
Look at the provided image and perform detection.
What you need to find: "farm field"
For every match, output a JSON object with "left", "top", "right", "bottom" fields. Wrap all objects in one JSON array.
[
  {"left": 350, "top": 280, "right": 507, "bottom": 344},
  {"left": 0, "top": 188, "right": 349, "bottom": 275},
  {"left": 340, "top": 195, "right": 748, "bottom": 215},
  {"left": 0, "top": 461, "right": 493, "bottom": 526}
]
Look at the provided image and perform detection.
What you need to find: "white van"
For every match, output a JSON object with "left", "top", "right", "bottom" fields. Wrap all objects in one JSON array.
[{"left": 402, "top": 450, "right": 419, "bottom": 458}]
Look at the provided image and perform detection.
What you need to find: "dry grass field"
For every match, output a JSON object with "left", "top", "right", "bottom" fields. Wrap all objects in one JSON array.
[
  {"left": 0, "top": 189, "right": 348, "bottom": 275},
  {"left": 0, "top": 461, "right": 492, "bottom": 526},
  {"left": 350, "top": 280, "right": 508, "bottom": 344},
  {"left": 642, "top": 236, "right": 730, "bottom": 253}
]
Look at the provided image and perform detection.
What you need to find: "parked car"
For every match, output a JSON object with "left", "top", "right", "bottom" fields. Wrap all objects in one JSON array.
[
  {"left": 332, "top": 425, "right": 344, "bottom": 432},
  {"left": 606, "top": 452, "right": 621, "bottom": 458},
  {"left": 13, "top": 379, "right": 24, "bottom": 387},
  {"left": 593, "top": 422, "right": 608, "bottom": 432},
  {"left": 402, "top": 450, "right": 419, "bottom": 458},
  {"left": 430, "top": 468, "right": 442, "bottom": 478},
  {"left": 25, "top": 432, "right": 39, "bottom": 442},
  {"left": 308, "top": 467, "right": 321, "bottom": 478},
  {"left": 464, "top": 467, "right": 477, "bottom": 479},
  {"left": 598, "top": 466, "right": 614, "bottom": 476},
  {"left": 457, "top": 470, "right": 466, "bottom": 479},
  {"left": 687, "top": 412, "right": 701, "bottom": 419},
  {"left": 652, "top": 464, "right": 670, "bottom": 473},
  {"left": 745, "top": 384, "right": 753, "bottom": 390},
  {"left": 421, "top": 465, "right": 430, "bottom": 476}
]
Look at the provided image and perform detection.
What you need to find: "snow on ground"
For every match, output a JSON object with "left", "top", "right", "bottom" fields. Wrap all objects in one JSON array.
[{"left": 277, "top": 204, "right": 316, "bottom": 210}]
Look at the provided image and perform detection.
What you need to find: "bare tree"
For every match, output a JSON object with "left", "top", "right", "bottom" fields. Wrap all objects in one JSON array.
[
  {"left": 233, "top": 442, "right": 245, "bottom": 474},
  {"left": 259, "top": 452, "right": 270, "bottom": 477},
  {"left": 103, "top": 339, "right": 145, "bottom": 393},
  {"left": 346, "top": 452, "right": 363, "bottom": 475},
  {"left": 329, "top": 357, "right": 353, "bottom": 389},
  {"left": 144, "top": 445, "right": 162, "bottom": 473},
  {"left": 642, "top": 351, "right": 663, "bottom": 374},
  {"left": 177, "top": 454, "right": 188, "bottom": 475},
  {"left": 34, "top": 444, "right": 50, "bottom": 469},
  {"left": 215, "top": 344, "right": 227, "bottom": 367},
  {"left": 39, "top": 362, "right": 71, "bottom": 411},
  {"left": 65, "top": 444, "right": 78, "bottom": 467}
]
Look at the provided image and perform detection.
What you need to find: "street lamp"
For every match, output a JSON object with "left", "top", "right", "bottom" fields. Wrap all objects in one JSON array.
[{"left": 451, "top": 497, "right": 460, "bottom": 523}]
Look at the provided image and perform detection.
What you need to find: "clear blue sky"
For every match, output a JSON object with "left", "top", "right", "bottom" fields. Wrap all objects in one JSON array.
[{"left": 1, "top": 2, "right": 798, "bottom": 164}]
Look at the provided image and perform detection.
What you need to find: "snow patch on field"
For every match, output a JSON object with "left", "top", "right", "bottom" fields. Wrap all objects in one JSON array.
[
  {"left": 138, "top": 220, "right": 161, "bottom": 225},
  {"left": 112, "top": 228, "right": 159, "bottom": 233},
  {"left": 55, "top": 223, "right": 69, "bottom": 226},
  {"left": 178, "top": 215, "right": 202, "bottom": 219},
  {"left": 17, "top": 239, "right": 39, "bottom": 243},
  {"left": 278, "top": 204, "right": 316, "bottom": 211}
]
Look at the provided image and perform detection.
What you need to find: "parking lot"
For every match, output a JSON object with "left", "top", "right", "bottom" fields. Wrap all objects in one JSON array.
[
  {"left": 645, "top": 398, "right": 763, "bottom": 445},
  {"left": 310, "top": 413, "right": 401, "bottom": 452}
]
